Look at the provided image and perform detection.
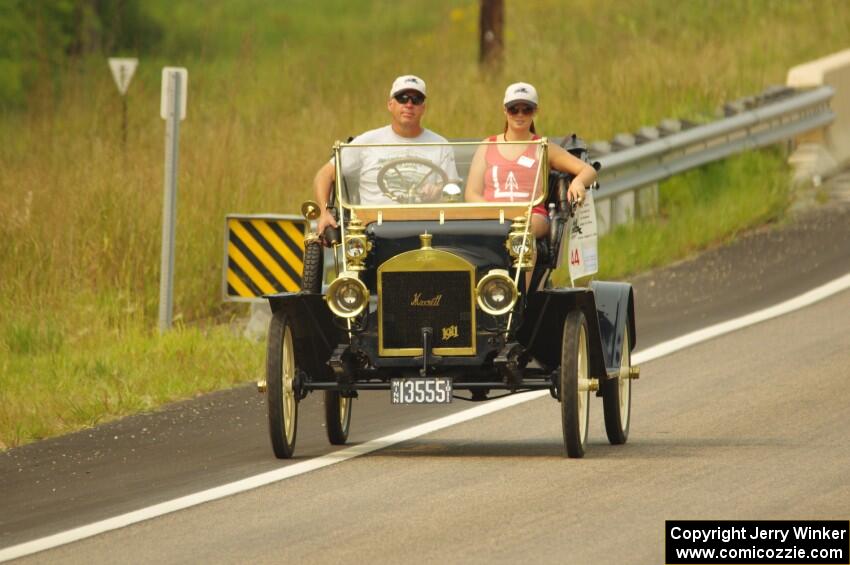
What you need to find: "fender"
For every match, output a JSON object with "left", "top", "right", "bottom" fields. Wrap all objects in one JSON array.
[
  {"left": 517, "top": 288, "right": 608, "bottom": 378},
  {"left": 589, "top": 281, "right": 636, "bottom": 373},
  {"left": 266, "top": 292, "right": 342, "bottom": 382},
  {"left": 518, "top": 282, "right": 635, "bottom": 378}
]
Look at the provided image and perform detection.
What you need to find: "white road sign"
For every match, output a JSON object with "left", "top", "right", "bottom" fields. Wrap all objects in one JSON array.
[
  {"left": 108, "top": 58, "right": 138, "bottom": 95},
  {"left": 563, "top": 190, "right": 599, "bottom": 284},
  {"left": 160, "top": 67, "right": 188, "bottom": 121}
]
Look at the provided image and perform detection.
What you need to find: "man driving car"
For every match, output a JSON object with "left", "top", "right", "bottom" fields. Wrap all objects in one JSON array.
[{"left": 313, "top": 75, "right": 459, "bottom": 237}]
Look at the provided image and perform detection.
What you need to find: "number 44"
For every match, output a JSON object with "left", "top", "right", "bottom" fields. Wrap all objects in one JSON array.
[{"left": 570, "top": 248, "right": 581, "bottom": 266}]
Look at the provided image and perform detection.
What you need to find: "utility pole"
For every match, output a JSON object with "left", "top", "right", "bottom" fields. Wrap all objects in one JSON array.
[{"left": 479, "top": 0, "right": 504, "bottom": 70}]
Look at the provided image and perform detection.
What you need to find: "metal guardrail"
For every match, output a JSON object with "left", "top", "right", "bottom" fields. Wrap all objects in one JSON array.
[{"left": 588, "top": 85, "right": 835, "bottom": 220}]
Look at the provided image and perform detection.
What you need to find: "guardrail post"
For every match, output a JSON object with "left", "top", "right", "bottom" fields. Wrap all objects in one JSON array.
[
  {"left": 613, "top": 191, "right": 635, "bottom": 227},
  {"left": 596, "top": 198, "right": 612, "bottom": 235},
  {"left": 637, "top": 183, "right": 659, "bottom": 219},
  {"left": 610, "top": 133, "right": 637, "bottom": 228}
]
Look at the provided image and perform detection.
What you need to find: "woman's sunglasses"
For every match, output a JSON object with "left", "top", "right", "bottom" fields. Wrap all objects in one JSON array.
[
  {"left": 394, "top": 92, "right": 426, "bottom": 106},
  {"left": 506, "top": 105, "right": 536, "bottom": 116}
]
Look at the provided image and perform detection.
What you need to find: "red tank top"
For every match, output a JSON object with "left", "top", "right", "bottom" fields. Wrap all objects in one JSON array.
[{"left": 482, "top": 135, "right": 547, "bottom": 216}]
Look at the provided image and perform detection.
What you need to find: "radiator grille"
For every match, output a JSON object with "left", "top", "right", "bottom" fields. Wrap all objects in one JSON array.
[{"left": 380, "top": 271, "right": 473, "bottom": 352}]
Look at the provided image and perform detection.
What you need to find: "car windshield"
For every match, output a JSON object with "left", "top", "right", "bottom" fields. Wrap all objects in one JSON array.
[{"left": 334, "top": 140, "right": 548, "bottom": 221}]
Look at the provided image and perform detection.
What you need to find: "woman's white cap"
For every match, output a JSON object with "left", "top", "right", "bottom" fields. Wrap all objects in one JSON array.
[
  {"left": 390, "top": 75, "right": 427, "bottom": 98},
  {"left": 503, "top": 82, "right": 538, "bottom": 107}
]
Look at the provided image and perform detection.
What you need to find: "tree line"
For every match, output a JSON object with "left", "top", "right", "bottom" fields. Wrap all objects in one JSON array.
[{"left": 0, "top": 0, "right": 160, "bottom": 108}]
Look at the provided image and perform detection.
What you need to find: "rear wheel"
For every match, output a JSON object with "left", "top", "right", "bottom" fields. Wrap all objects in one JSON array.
[
  {"left": 267, "top": 312, "right": 299, "bottom": 459},
  {"left": 602, "top": 319, "right": 632, "bottom": 445},
  {"left": 324, "top": 391, "right": 352, "bottom": 445},
  {"left": 560, "top": 310, "right": 590, "bottom": 458},
  {"left": 301, "top": 239, "right": 323, "bottom": 293}
]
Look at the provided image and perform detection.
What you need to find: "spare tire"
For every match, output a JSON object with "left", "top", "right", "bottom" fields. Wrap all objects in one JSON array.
[{"left": 301, "top": 239, "right": 323, "bottom": 293}]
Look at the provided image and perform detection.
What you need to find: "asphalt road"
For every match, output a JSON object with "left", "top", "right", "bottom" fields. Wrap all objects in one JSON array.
[{"left": 2, "top": 202, "right": 849, "bottom": 562}]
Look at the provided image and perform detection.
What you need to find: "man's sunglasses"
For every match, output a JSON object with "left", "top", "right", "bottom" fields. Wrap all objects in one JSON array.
[
  {"left": 506, "top": 105, "right": 536, "bottom": 116},
  {"left": 394, "top": 92, "right": 426, "bottom": 106}
]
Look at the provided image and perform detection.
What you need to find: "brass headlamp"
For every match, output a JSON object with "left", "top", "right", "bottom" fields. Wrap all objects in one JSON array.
[
  {"left": 344, "top": 217, "right": 371, "bottom": 270},
  {"left": 301, "top": 200, "right": 322, "bottom": 245},
  {"left": 326, "top": 271, "right": 369, "bottom": 318},
  {"left": 506, "top": 216, "right": 535, "bottom": 270},
  {"left": 476, "top": 269, "right": 518, "bottom": 316}
]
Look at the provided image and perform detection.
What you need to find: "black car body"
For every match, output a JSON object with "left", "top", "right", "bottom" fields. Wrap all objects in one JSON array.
[{"left": 265, "top": 137, "right": 638, "bottom": 458}]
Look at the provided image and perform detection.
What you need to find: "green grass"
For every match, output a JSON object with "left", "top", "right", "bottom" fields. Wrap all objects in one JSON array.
[
  {"left": 1, "top": 0, "right": 848, "bottom": 448},
  {"left": 0, "top": 309, "right": 263, "bottom": 449},
  {"left": 597, "top": 148, "right": 791, "bottom": 280}
]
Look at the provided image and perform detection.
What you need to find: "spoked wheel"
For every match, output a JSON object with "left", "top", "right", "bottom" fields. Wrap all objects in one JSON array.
[
  {"left": 324, "top": 391, "right": 352, "bottom": 445},
  {"left": 560, "top": 310, "right": 591, "bottom": 458},
  {"left": 267, "top": 311, "right": 299, "bottom": 459},
  {"left": 603, "top": 319, "right": 632, "bottom": 445},
  {"left": 301, "top": 239, "right": 323, "bottom": 294}
]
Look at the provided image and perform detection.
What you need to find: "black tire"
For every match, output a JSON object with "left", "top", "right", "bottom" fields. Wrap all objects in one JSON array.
[
  {"left": 301, "top": 240, "right": 323, "bottom": 294},
  {"left": 324, "top": 391, "right": 352, "bottom": 445},
  {"left": 267, "top": 311, "right": 298, "bottom": 459},
  {"left": 561, "top": 310, "right": 590, "bottom": 458},
  {"left": 602, "top": 320, "right": 632, "bottom": 445}
]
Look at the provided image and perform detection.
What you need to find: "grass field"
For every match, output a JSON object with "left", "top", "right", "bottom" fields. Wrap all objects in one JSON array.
[{"left": 1, "top": 0, "right": 848, "bottom": 448}]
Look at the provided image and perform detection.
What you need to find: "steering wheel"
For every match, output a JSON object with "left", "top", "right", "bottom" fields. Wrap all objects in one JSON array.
[{"left": 376, "top": 157, "right": 449, "bottom": 204}]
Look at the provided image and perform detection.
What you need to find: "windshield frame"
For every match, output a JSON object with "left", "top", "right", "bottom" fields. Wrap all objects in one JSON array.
[{"left": 332, "top": 138, "right": 550, "bottom": 224}]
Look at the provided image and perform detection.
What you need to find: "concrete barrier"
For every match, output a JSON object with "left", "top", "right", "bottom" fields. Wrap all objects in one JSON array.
[{"left": 787, "top": 49, "right": 850, "bottom": 175}]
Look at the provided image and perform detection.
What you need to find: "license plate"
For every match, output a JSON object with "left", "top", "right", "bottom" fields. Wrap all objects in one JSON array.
[{"left": 391, "top": 377, "right": 453, "bottom": 404}]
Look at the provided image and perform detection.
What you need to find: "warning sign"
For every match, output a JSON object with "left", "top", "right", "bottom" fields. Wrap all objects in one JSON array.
[
  {"left": 223, "top": 215, "right": 308, "bottom": 302},
  {"left": 108, "top": 58, "right": 138, "bottom": 95}
]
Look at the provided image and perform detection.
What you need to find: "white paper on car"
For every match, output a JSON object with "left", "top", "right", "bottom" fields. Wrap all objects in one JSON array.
[{"left": 563, "top": 190, "right": 599, "bottom": 284}]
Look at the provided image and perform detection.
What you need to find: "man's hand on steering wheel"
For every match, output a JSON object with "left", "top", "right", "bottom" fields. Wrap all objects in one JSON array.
[
  {"left": 418, "top": 182, "right": 446, "bottom": 202},
  {"left": 376, "top": 157, "right": 449, "bottom": 204}
]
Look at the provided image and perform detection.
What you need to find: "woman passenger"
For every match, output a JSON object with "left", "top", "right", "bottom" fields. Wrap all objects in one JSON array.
[{"left": 465, "top": 82, "right": 597, "bottom": 238}]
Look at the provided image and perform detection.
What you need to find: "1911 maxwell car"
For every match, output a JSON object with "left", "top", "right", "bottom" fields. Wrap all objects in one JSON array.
[{"left": 264, "top": 137, "right": 638, "bottom": 459}]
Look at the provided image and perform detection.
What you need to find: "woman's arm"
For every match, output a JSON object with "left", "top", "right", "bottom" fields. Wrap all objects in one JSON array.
[
  {"left": 463, "top": 143, "right": 488, "bottom": 202},
  {"left": 548, "top": 144, "right": 597, "bottom": 203}
]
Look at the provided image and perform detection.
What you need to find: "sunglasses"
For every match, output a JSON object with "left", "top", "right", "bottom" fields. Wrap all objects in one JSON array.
[
  {"left": 394, "top": 92, "right": 426, "bottom": 106},
  {"left": 506, "top": 105, "right": 536, "bottom": 116}
]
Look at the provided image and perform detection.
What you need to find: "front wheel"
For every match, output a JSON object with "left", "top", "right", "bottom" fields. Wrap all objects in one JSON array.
[
  {"left": 560, "top": 310, "right": 590, "bottom": 458},
  {"left": 267, "top": 311, "right": 299, "bottom": 459},
  {"left": 602, "top": 318, "right": 632, "bottom": 445},
  {"left": 324, "top": 391, "right": 352, "bottom": 445}
]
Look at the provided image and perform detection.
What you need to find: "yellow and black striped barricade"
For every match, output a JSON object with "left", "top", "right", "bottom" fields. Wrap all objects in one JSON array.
[{"left": 223, "top": 214, "right": 309, "bottom": 302}]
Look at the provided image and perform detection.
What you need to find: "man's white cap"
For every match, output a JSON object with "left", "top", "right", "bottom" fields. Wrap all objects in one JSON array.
[
  {"left": 390, "top": 75, "right": 427, "bottom": 98},
  {"left": 503, "top": 82, "right": 538, "bottom": 107}
]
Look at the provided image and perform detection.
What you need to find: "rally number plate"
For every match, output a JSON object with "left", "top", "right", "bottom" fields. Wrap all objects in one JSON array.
[{"left": 391, "top": 377, "right": 453, "bottom": 404}]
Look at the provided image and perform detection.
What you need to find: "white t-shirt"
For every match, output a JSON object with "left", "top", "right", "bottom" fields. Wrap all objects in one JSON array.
[{"left": 336, "top": 126, "right": 459, "bottom": 205}]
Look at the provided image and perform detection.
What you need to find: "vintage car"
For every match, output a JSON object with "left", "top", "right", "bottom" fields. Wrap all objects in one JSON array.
[{"left": 264, "top": 137, "right": 638, "bottom": 459}]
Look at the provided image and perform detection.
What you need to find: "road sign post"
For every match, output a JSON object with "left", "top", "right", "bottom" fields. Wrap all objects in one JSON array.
[
  {"left": 158, "top": 67, "right": 188, "bottom": 332},
  {"left": 107, "top": 58, "right": 138, "bottom": 148}
]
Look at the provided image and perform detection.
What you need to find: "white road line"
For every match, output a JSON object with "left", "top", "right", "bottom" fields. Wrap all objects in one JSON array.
[
  {"left": 632, "top": 272, "right": 850, "bottom": 365},
  {"left": 2, "top": 272, "right": 849, "bottom": 562}
]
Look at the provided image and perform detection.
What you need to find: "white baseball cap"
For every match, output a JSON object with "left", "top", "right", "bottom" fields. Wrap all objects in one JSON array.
[
  {"left": 503, "top": 82, "right": 538, "bottom": 107},
  {"left": 390, "top": 75, "right": 427, "bottom": 98}
]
